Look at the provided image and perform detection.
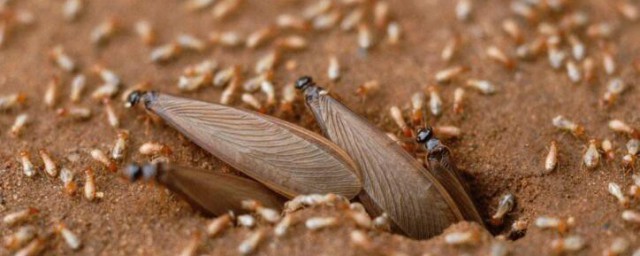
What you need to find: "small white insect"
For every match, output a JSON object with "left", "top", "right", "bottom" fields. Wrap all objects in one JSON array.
[
  {"left": 444, "top": 230, "right": 479, "bottom": 245},
  {"left": 44, "top": 77, "right": 60, "bottom": 108},
  {"left": 237, "top": 214, "right": 256, "bottom": 228},
  {"left": 305, "top": 217, "right": 338, "bottom": 230},
  {"left": 466, "top": 79, "right": 496, "bottom": 95},
  {"left": 276, "top": 14, "right": 308, "bottom": 31},
  {"left": 111, "top": 130, "right": 129, "bottom": 160},
  {"left": 150, "top": 43, "right": 181, "bottom": 63},
  {"left": 552, "top": 115, "right": 584, "bottom": 136},
  {"left": 608, "top": 182, "right": 630, "bottom": 208},
  {"left": 455, "top": 0, "right": 472, "bottom": 22},
  {"left": 545, "top": 141, "right": 558, "bottom": 172},
  {"left": 3, "top": 208, "right": 38, "bottom": 226},
  {"left": 69, "top": 74, "right": 86, "bottom": 103},
  {"left": 274, "top": 214, "right": 293, "bottom": 237},
  {"left": 91, "top": 18, "right": 117, "bottom": 45},
  {"left": 56, "top": 223, "right": 82, "bottom": 250},
  {"left": 206, "top": 214, "right": 232, "bottom": 237},
  {"left": 91, "top": 149, "right": 116, "bottom": 172},
  {"left": 84, "top": 168, "right": 97, "bottom": 201},
  {"left": 340, "top": 8, "right": 363, "bottom": 31},
  {"left": 567, "top": 35, "right": 585, "bottom": 60},
  {"left": 550, "top": 235, "right": 586, "bottom": 253},
  {"left": 135, "top": 20, "right": 156, "bottom": 46},
  {"left": 608, "top": 119, "right": 636, "bottom": 136},
  {"left": 56, "top": 106, "right": 92, "bottom": 120},
  {"left": 389, "top": 106, "right": 408, "bottom": 134},
  {"left": 276, "top": 35, "right": 308, "bottom": 51},
  {"left": 603, "top": 51, "right": 617, "bottom": 75},
  {"left": 39, "top": 149, "right": 58, "bottom": 177},
  {"left": 487, "top": 46, "right": 514, "bottom": 69},
  {"left": 327, "top": 56, "right": 340, "bottom": 82},
  {"left": 50, "top": 46, "right": 76, "bottom": 72},
  {"left": 435, "top": 66, "right": 466, "bottom": 83},
  {"left": 357, "top": 24, "right": 373, "bottom": 51},
  {"left": 548, "top": 47, "right": 567, "bottom": 70},
  {"left": 9, "top": 113, "right": 28, "bottom": 137},
  {"left": 212, "top": 0, "right": 241, "bottom": 20},
  {"left": 177, "top": 34, "right": 206, "bottom": 52},
  {"left": 255, "top": 51, "right": 279, "bottom": 74},
  {"left": 209, "top": 31, "right": 244, "bottom": 47},
  {"left": 103, "top": 100, "right": 119, "bottom": 128},
  {"left": 622, "top": 210, "right": 640, "bottom": 223},
  {"left": 246, "top": 26, "right": 276, "bottom": 49},
  {"left": 19, "top": 151, "right": 35, "bottom": 177},
  {"left": 387, "top": 22, "right": 401, "bottom": 45},
  {"left": 238, "top": 229, "right": 266, "bottom": 255},
  {"left": 428, "top": 86, "right": 442, "bottom": 116},
  {"left": 63, "top": 0, "right": 83, "bottom": 21},
  {"left": 241, "top": 93, "right": 263, "bottom": 112},
  {"left": 139, "top": 142, "right": 171, "bottom": 156},
  {"left": 566, "top": 61, "right": 581, "bottom": 84},
  {"left": 0, "top": 93, "right": 26, "bottom": 110},
  {"left": 453, "top": 87, "right": 465, "bottom": 114},
  {"left": 3, "top": 225, "right": 36, "bottom": 250},
  {"left": 302, "top": 0, "right": 332, "bottom": 20},
  {"left": 312, "top": 10, "right": 341, "bottom": 31},
  {"left": 583, "top": 139, "right": 600, "bottom": 169}
]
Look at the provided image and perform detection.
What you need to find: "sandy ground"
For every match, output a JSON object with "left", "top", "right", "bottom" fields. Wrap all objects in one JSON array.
[{"left": 0, "top": 0, "right": 639, "bottom": 255}]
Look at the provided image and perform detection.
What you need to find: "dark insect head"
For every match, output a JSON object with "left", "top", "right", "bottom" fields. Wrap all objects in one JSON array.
[
  {"left": 125, "top": 90, "right": 144, "bottom": 108},
  {"left": 295, "top": 76, "right": 315, "bottom": 91},
  {"left": 416, "top": 127, "right": 434, "bottom": 144},
  {"left": 123, "top": 163, "right": 143, "bottom": 182}
]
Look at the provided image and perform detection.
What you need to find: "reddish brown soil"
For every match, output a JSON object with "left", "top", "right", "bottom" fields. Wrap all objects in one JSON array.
[{"left": 1, "top": 0, "right": 639, "bottom": 255}]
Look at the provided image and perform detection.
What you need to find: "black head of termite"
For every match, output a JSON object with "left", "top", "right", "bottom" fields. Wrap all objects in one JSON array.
[
  {"left": 416, "top": 127, "right": 434, "bottom": 144},
  {"left": 125, "top": 90, "right": 158, "bottom": 109},
  {"left": 295, "top": 76, "right": 315, "bottom": 91},
  {"left": 123, "top": 162, "right": 159, "bottom": 182}
]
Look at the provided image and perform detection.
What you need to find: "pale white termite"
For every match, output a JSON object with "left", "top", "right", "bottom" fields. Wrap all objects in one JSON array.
[
  {"left": 622, "top": 210, "right": 640, "bottom": 223},
  {"left": 387, "top": 22, "right": 401, "bottom": 45},
  {"left": 139, "top": 142, "right": 171, "bottom": 156},
  {"left": 604, "top": 237, "right": 630, "bottom": 256},
  {"left": 582, "top": 57, "right": 596, "bottom": 83},
  {"left": 91, "top": 18, "right": 118, "bottom": 45},
  {"left": 39, "top": 149, "right": 58, "bottom": 177},
  {"left": 617, "top": 1, "right": 639, "bottom": 21},
  {"left": 0, "top": 93, "right": 27, "bottom": 110},
  {"left": 374, "top": 1, "right": 390, "bottom": 28},
  {"left": 411, "top": 92, "right": 424, "bottom": 125},
  {"left": 63, "top": 0, "right": 83, "bottom": 21},
  {"left": 50, "top": 46, "right": 76, "bottom": 72},
  {"left": 455, "top": 0, "right": 472, "bottom": 22},
  {"left": 355, "top": 80, "right": 380, "bottom": 101},
  {"left": 433, "top": 125, "right": 462, "bottom": 139},
  {"left": 583, "top": 139, "right": 600, "bottom": 169},
  {"left": 442, "top": 36, "right": 460, "bottom": 62},
  {"left": 305, "top": 217, "right": 338, "bottom": 230},
  {"left": 93, "top": 65, "right": 121, "bottom": 86},
  {"left": 534, "top": 216, "right": 570, "bottom": 233},
  {"left": 511, "top": 1, "right": 535, "bottom": 21},
  {"left": 44, "top": 77, "right": 60, "bottom": 108},
  {"left": 276, "top": 35, "right": 308, "bottom": 51},
  {"left": 502, "top": 19, "right": 523, "bottom": 44},
  {"left": 566, "top": 61, "right": 581, "bottom": 84},
  {"left": 328, "top": 56, "right": 340, "bottom": 81},
  {"left": 238, "top": 229, "right": 266, "bottom": 255},
  {"left": 312, "top": 10, "right": 341, "bottom": 31},
  {"left": 551, "top": 235, "right": 586, "bottom": 254},
  {"left": 567, "top": 35, "right": 585, "bottom": 60},
  {"left": 623, "top": 139, "right": 639, "bottom": 169},
  {"left": 427, "top": 86, "right": 442, "bottom": 116},
  {"left": 302, "top": 0, "right": 332, "bottom": 20},
  {"left": 390, "top": 106, "right": 411, "bottom": 138},
  {"left": 340, "top": 8, "right": 363, "bottom": 31},
  {"left": 10, "top": 113, "right": 28, "bottom": 137},
  {"left": 177, "top": 34, "right": 206, "bottom": 52},
  {"left": 60, "top": 167, "right": 77, "bottom": 195},
  {"left": 111, "top": 130, "right": 129, "bottom": 160},
  {"left": 601, "top": 139, "right": 615, "bottom": 161},
  {"left": 552, "top": 115, "right": 584, "bottom": 136},
  {"left": 91, "top": 149, "right": 116, "bottom": 172},
  {"left": 603, "top": 51, "right": 616, "bottom": 75},
  {"left": 608, "top": 119, "right": 638, "bottom": 137},
  {"left": 178, "top": 74, "right": 212, "bottom": 92},
  {"left": 372, "top": 213, "right": 390, "bottom": 231},
  {"left": 350, "top": 230, "right": 372, "bottom": 250},
  {"left": 444, "top": 230, "right": 479, "bottom": 246},
  {"left": 209, "top": 31, "right": 243, "bottom": 47},
  {"left": 279, "top": 83, "right": 296, "bottom": 115},
  {"left": 357, "top": 24, "right": 373, "bottom": 51},
  {"left": 608, "top": 182, "right": 630, "bottom": 208},
  {"left": 56, "top": 106, "right": 92, "bottom": 120},
  {"left": 212, "top": 0, "right": 241, "bottom": 20},
  {"left": 19, "top": 151, "right": 35, "bottom": 177},
  {"left": 56, "top": 223, "right": 81, "bottom": 250},
  {"left": 70, "top": 74, "right": 86, "bottom": 103},
  {"left": 276, "top": 15, "right": 309, "bottom": 31},
  {"left": 241, "top": 93, "right": 264, "bottom": 112},
  {"left": 13, "top": 238, "right": 46, "bottom": 256},
  {"left": 246, "top": 26, "right": 276, "bottom": 49},
  {"left": 150, "top": 43, "right": 181, "bottom": 63},
  {"left": 255, "top": 51, "right": 279, "bottom": 74},
  {"left": 260, "top": 81, "right": 276, "bottom": 107},
  {"left": 587, "top": 22, "right": 616, "bottom": 39},
  {"left": 545, "top": 141, "right": 558, "bottom": 172},
  {"left": 435, "top": 66, "right": 466, "bottom": 83},
  {"left": 178, "top": 233, "right": 201, "bottom": 256},
  {"left": 453, "top": 87, "right": 465, "bottom": 114},
  {"left": 3, "top": 208, "right": 38, "bottom": 226},
  {"left": 220, "top": 73, "right": 240, "bottom": 105},
  {"left": 516, "top": 37, "right": 545, "bottom": 60},
  {"left": 206, "top": 214, "right": 232, "bottom": 237},
  {"left": 103, "top": 99, "right": 119, "bottom": 128},
  {"left": 487, "top": 46, "right": 515, "bottom": 69},
  {"left": 548, "top": 46, "right": 567, "bottom": 70},
  {"left": 3, "top": 225, "right": 36, "bottom": 250},
  {"left": 237, "top": 214, "right": 256, "bottom": 228},
  {"left": 491, "top": 193, "right": 515, "bottom": 226},
  {"left": 135, "top": 20, "right": 156, "bottom": 46},
  {"left": 348, "top": 211, "right": 372, "bottom": 229},
  {"left": 602, "top": 78, "right": 627, "bottom": 106},
  {"left": 466, "top": 79, "right": 496, "bottom": 95},
  {"left": 84, "top": 168, "right": 97, "bottom": 201}
]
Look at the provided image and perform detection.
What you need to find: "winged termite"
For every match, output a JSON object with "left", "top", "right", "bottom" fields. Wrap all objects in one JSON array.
[
  {"left": 126, "top": 91, "right": 361, "bottom": 199},
  {"left": 124, "top": 162, "right": 284, "bottom": 215},
  {"left": 295, "top": 76, "right": 482, "bottom": 239}
]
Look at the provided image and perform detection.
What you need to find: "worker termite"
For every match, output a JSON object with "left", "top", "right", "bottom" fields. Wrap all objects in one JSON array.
[
  {"left": 209, "top": 31, "right": 243, "bottom": 47},
  {"left": 3, "top": 208, "right": 38, "bottom": 226},
  {"left": 103, "top": 99, "right": 119, "bottom": 128},
  {"left": 410, "top": 92, "right": 424, "bottom": 126},
  {"left": 441, "top": 36, "right": 460, "bottom": 63},
  {"left": 466, "top": 79, "right": 496, "bottom": 95},
  {"left": 260, "top": 81, "right": 276, "bottom": 108},
  {"left": 566, "top": 61, "right": 581, "bottom": 84},
  {"left": 241, "top": 93, "right": 265, "bottom": 113},
  {"left": 238, "top": 229, "right": 266, "bottom": 255},
  {"left": 56, "top": 106, "right": 92, "bottom": 120},
  {"left": 178, "top": 232, "right": 201, "bottom": 256},
  {"left": 220, "top": 72, "right": 240, "bottom": 105},
  {"left": 60, "top": 167, "right": 77, "bottom": 195},
  {"left": 501, "top": 19, "right": 523, "bottom": 44},
  {"left": 93, "top": 64, "right": 121, "bottom": 87},
  {"left": 111, "top": 130, "right": 129, "bottom": 160},
  {"left": 372, "top": 213, "right": 391, "bottom": 232},
  {"left": 386, "top": 22, "right": 401, "bottom": 45},
  {"left": 178, "top": 73, "right": 212, "bottom": 92},
  {"left": 242, "top": 200, "right": 280, "bottom": 223},
  {"left": 622, "top": 139, "right": 639, "bottom": 170},
  {"left": 622, "top": 210, "right": 640, "bottom": 223},
  {"left": 435, "top": 66, "right": 467, "bottom": 84},
  {"left": 587, "top": 22, "right": 616, "bottom": 39},
  {"left": 544, "top": 140, "right": 558, "bottom": 173},
  {"left": 0, "top": 93, "right": 27, "bottom": 110},
  {"left": 357, "top": 24, "right": 373, "bottom": 52},
  {"left": 275, "top": 35, "right": 308, "bottom": 51},
  {"left": 90, "top": 149, "right": 117, "bottom": 172},
  {"left": 491, "top": 193, "right": 515, "bottom": 226},
  {"left": 278, "top": 83, "right": 296, "bottom": 116},
  {"left": 246, "top": 26, "right": 276, "bottom": 49},
  {"left": 548, "top": 46, "right": 567, "bottom": 70},
  {"left": 534, "top": 216, "right": 571, "bottom": 233},
  {"left": 601, "top": 78, "right": 627, "bottom": 107},
  {"left": 274, "top": 214, "right": 293, "bottom": 237},
  {"left": 70, "top": 74, "right": 86, "bottom": 103},
  {"left": 138, "top": 142, "right": 172, "bottom": 156},
  {"left": 63, "top": 0, "right": 83, "bottom": 21},
  {"left": 213, "top": 66, "right": 237, "bottom": 88},
  {"left": 185, "top": 0, "right": 215, "bottom": 12},
  {"left": 516, "top": 37, "right": 545, "bottom": 60},
  {"left": 3, "top": 225, "right": 36, "bottom": 250},
  {"left": 486, "top": 46, "right": 515, "bottom": 69},
  {"left": 603, "top": 237, "right": 630, "bottom": 256},
  {"left": 206, "top": 214, "right": 232, "bottom": 237},
  {"left": 327, "top": 55, "right": 340, "bottom": 82},
  {"left": 49, "top": 45, "right": 76, "bottom": 72},
  {"left": 567, "top": 35, "right": 585, "bottom": 61},
  {"left": 55, "top": 222, "right": 81, "bottom": 250},
  {"left": 582, "top": 57, "right": 597, "bottom": 84},
  {"left": 583, "top": 139, "right": 600, "bottom": 169},
  {"left": 9, "top": 113, "right": 28, "bottom": 137},
  {"left": 243, "top": 72, "right": 272, "bottom": 92},
  {"left": 237, "top": 214, "right": 256, "bottom": 228},
  {"left": 312, "top": 10, "right": 341, "bottom": 31},
  {"left": 617, "top": 1, "right": 639, "bottom": 21},
  {"left": 39, "top": 149, "right": 58, "bottom": 177},
  {"left": 601, "top": 139, "right": 615, "bottom": 161},
  {"left": 340, "top": 8, "right": 363, "bottom": 31},
  {"left": 348, "top": 210, "right": 372, "bottom": 229},
  {"left": 135, "top": 20, "right": 156, "bottom": 46},
  {"left": 177, "top": 34, "right": 206, "bottom": 52},
  {"left": 255, "top": 50, "right": 280, "bottom": 74},
  {"left": 305, "top": 217, "right": 338, "bottom": 231},
  {"left": 432, "top": 125, "right": 462, "bottom": 139},
  {"left": 90, "top": 18, "right": 118, "bottom": 45},
  {"left": 276, "top": 14, "right": 309, "bottom": 31},
  {"left": 150, "top": 43, "right": 181, "bottom": 63},
  {"left": 552, "top": 115, "right": 584, "bottom": 137},
  {"left": 355, "top": 80, "right": 380, "bottom": 102},
  {"left": 609, "top": 119, "right": 639, "bottom": 138},
  {"left": 455, "top": 0, "right": 472, "bottom": 22},
  {"left": 390, "top": 106, "right": 412, "bottom": 138},
  {"left": 603, "top": 51, "right": 617, "bottom": 75},
  {"left": 453, "top": 87, "right": 464, "bottom": 114},
  {"left": 84, "top": 167, "right": 99, "bottom": 201},
  {"left": 212, "top": 0, "right": 241, "bottom": 20},
  {"left": 550, "top": 235, "right": 586, "bottom": 254},
  {"left": 302, "top": 0, "right": 332, "bottom": 20},
  {"left": 350, "top": 230, "right": 373, "bottom": 250},
  {"left": 373, "top": 1, "right": 390, "bottom": 29},
  {"left": 444, "top": 230, "right": 480, "bottom": 246},
  {"left": 608, "top": 182, "right": 630, "bottom": 208},
  {"left": 13, "top": 237, "right": 46, "bottom": 256},
  {"left": 19, "top": 151, "right": 35, "bottom": 177},
  {"left": 427, "top": 86, "right": 442, "bottom": 116},
  {"left": 44, "top": 76, "right": 60, "bottom": 108}
]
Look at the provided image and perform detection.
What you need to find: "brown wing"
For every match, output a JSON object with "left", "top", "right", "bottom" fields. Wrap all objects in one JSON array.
[
  {"left": 305, "top": 89, "right": 464, "bottom": 239},
  {"left": 157, "top": 164, "right": 285, "bottom": 216},
  {"left": 146, "top": 93, "right": 361, "bottom": 199}
]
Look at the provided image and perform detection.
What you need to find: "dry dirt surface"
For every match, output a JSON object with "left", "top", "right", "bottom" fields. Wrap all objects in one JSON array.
[{"left": 1, "top": 0, "right": 640, "bottom": 255}]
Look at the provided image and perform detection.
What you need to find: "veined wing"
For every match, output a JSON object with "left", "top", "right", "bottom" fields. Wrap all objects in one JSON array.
[{"left": 146, "top": 93, "right": 361, "bottom": 199}]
